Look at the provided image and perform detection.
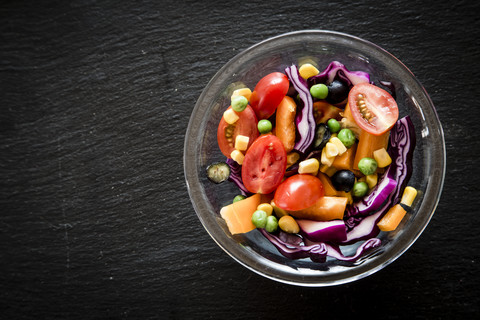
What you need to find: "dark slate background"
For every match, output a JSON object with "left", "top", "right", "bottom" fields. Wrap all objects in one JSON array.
[{"left": 1, "top": 1, "right": 479, "bottom": 319}]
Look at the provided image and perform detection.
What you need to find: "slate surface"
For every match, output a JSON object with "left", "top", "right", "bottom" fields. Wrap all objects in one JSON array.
[{"left": 1, "top": 1, "right": 479, "bottom": 319}]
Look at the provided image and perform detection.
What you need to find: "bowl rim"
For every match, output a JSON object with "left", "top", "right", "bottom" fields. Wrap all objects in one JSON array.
[{"left": 184, "top": 30, "right": 446, "bottom": 286}]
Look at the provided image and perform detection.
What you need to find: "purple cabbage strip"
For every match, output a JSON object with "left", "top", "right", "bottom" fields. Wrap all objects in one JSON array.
[
  {"left": 297, "top": 219, "right": 347, "bottom": 243},
  {"left": 284, "top": 65, "right": 316, "bottom": 154},
  {"left": 260, "top": 229, "right": 381, "bottom": 263},
  {"left": 226, "top": 158, "right": 252, "bottom": 196},
  {"left": 308, "top": 61, "right": 371, "bottom": 87},
  {"left": 342, "top": 116, "right": 416, "bottom": 244},
  {"left": 345, "top": 172, "right": 397, "bottom": 218}
]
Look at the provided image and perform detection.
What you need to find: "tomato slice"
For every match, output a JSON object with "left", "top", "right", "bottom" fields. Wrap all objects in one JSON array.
[
  {"left": 348, "top": 83, "right": 399, "bottom": 136},
  {"left": 217, "top": 105, "right": 259, "bottom": 158},
  {"left": 249, "top": 72, "right": 289, "bottom": 120},
  {"left": 273, "top": 174, "right": 325, "bottom": 211},
  {"left": 242, "top": 134, "right": 287, "bottom": 194}
]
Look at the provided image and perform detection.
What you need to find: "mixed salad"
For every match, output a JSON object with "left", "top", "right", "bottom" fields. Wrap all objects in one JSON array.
[{"left": 207, "top": 61, "right": 417, "bottom": 263}]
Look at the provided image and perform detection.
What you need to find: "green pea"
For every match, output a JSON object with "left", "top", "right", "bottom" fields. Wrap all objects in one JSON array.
[
  {"left": 358, "top": 157, "right": 378, "bottom": 176},
  {"left": 310, "top": 84, "right": 328, "bottom": 99},
  {"left": 251, "top": 210, "right": 268, "bottom": 228},
  {"left": 231, "top": 95, "right": 248, "bottom": 112},
  {"left": 352, "top": 181, "right": 369, "bottom": 198},
  {"left": 233, "top": 195, "right": 246, "bottom": 203},
  {"left": 257, "top": 119, "right": 272, "bottom": 134},
  {"left": 327, "top": 118, "right": 341, "bottom": 133},
  {"left": 337, "top": 128, "right": 356, "bottom": 148},
  {"left": 265, "top": 215, "right": 278, "bottom": 233}
]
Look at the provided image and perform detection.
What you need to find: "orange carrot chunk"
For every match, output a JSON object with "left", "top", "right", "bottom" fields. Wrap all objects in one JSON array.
[
  {"left": 353, "top": 130, "right": 390, "bottom": 171},
  {"left": 220, "top": 193, "right": 261, "bottom": 235},
  {"left": 275, "top": 96, "right": 297, "bottom": 153},
  {"left": 377, "top": 204, "right": 407, "bottom": 232},
  {"left": 288, "top": 196, "right": 348, "bottom": 221},
  {"left": 317, "top": 172, "right": 338, "bottom": 196}
]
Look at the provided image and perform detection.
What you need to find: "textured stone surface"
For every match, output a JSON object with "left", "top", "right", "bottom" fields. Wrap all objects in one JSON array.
[{"left": 0, "top": 0, "right": 479, "bottom": 319}]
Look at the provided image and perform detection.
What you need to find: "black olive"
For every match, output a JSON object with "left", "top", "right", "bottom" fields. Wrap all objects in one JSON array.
[
  {"left": 331, "top": 170, "right": 355, "bottom": 192},
  {"left": 326, "top": 80, "right": 349, "bottom": 105},
  {"left": 313, "top": 123, "right": 331, "bottom": 150}
]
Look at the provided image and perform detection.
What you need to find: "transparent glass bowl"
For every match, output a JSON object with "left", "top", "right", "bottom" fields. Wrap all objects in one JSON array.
[{"left": 184, "top": 30, "right": 445, "bottom": 286}]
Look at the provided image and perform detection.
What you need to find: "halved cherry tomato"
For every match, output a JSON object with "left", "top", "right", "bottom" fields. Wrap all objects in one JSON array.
[
  {"left": 217, "top": 105, "right": 259, "bottom": 158},
  {"left": 274, "top": 174, "right": 325, "bottom": 211},
  {"left": 348, "top": 83, "right": 399, "bottom": 136},
  {"left": 242, "top": 134, "right": 287, "bottom": 194},
  {"left": 249, "top": 72, "right": 289, "bottom": 120}
]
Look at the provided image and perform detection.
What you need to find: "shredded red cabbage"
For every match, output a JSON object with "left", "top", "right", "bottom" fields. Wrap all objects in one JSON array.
[
  {"left": 308, "top": 61, "right": 371, "bottom": 87},
  {"left": 226, "top": 158, "right": 252, "bottom": 196},
  {"left": 342, "top": 116, "right": 416, "bottom": 244},
  {"left": 284, "top": 65, "right": 316, "bottom": 154}
]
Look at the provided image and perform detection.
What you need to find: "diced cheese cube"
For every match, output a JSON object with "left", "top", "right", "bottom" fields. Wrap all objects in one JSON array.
[
  {"left": 234, "top": 135, "right": 249, "bottom": 151},
  {"left": 298, "top": 158, "right": 320, "bottom": 175},
  {"left": 329, "top": 137, "right": 347, "bottom": 155},
  {"left": 230, "top": 149, "right": 245, "bottom": 165},
  {"left": 223, "top": 108, "right": 239, "bottom": 124}
]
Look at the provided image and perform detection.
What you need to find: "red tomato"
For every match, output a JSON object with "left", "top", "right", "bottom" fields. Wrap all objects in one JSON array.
[
  {"left": 274, "top": 174, "right": 325, "bottom": 211},
  {"left": 242, "top": 134, "right": 287, "bottom": 194},
  {"left": 249, "top": 72, "right": 289, "bottom": 120},
  {"left": 348, "top": 83, "right": 399, "bottom": 136},
  {"left": 217, "top": 105, "right": 259, "bottom": 158}
]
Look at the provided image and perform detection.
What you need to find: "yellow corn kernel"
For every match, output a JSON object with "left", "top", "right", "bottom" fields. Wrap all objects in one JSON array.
[
  {"left": 366, "top": 173, "right": 378, "bottom": 189},
  {"left": 230, "top": 149, "right": 244, "bottom": 165},
  {"left": 329, "top": 137, "right": 347, "bottom": 156},
  {"left": 325, "top": 142, "right": 339, "bottom": 158},
  {"left": 257, "top": 203, "right": 273, "bottom": 216},
  {"left": 373, "top": 148, "right": 392, "bottom": 168},
  {"left": 321, "top": 148, "right": 335, "bottom": 167},
  {"left": 286, "top": 152, "right": 300, "bottom": 168},
  {"left": 400, "top": 186, "right": 418, "bottom": 207},
  {"left": 270, "top": 200, "right": 289, "bottom": 218},
  {"left": 358, "top": 176, "right": 366, "bottom": 183},
  {"left": 320, "top": 164, "right": 337, "bottom": 177},
  {"left": 298, "top": 63, "right": 320, "bottom": 80},
  {"left": 298, "top": 158, "right": 320, "bottom": 175},
  {"left": 223, "top": 108, "right": 239, "bottom": 124},
  {"left": 231, "top": 87, "right": 252, "bottom": 102},
  {"left": 278, "top": 216, "right": 300, "bottom": 234},
  {"left": 234, "top": 135, "right": 249, "bottom": 151}
]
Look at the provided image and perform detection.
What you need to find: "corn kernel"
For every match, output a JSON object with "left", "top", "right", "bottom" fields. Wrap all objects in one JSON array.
[
  {"left": 299, "top": 63, "right": 320, "bottom": 80},
  {"left": 321, "top": 148, "right": 335, "bottom": 167},
  {"left": 230, "top": 149, "right": 244, "bottom": 165},
  {"left": 358, "top": 176, "right": 366, "bottom": 183},
  {"left": 329, "top": 137, "right": 347, "bottom": 156},
  {"left": 373, "top": 148, "right": 392, "bottom": 168},
  {"left": 234, "top": 135, "right": 249, "bottom": 151},
  {"left": 286, "top": 152, "right": 300, "bottom": 168},
  {"left": 257, "top": 203, "right": 273, "bottom": 216},
  {"left": 366, "top": 173, "right": 378, "bottom": 189},
  {"left": 325, "top": 142, "right": 339, "bottom": 158},
  {"left": 278, "top": 216, "right": 300, "bottom": 234},
  {"left": 298, "top": 158, "right": 320, "bottom": 175},
  {"left": 231, "top": 87, "right": 252, "bottom": 102},
  {"left": 223, "top": 108, "right": 239, "bottom": 124},
  {"left": 270, "top": 200, "right": 289, "bottom": 218},
  {"left": 320, "top": 164, "right": 337, "bottom": 177},
  {"left": 400, "top": 186, "right": 418, "bottom": 207}
]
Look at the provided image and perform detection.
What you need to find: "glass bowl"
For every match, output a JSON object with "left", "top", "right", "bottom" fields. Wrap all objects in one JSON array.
[{"left": 184, "top": 30, "right": 445, "bottom": 286}]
